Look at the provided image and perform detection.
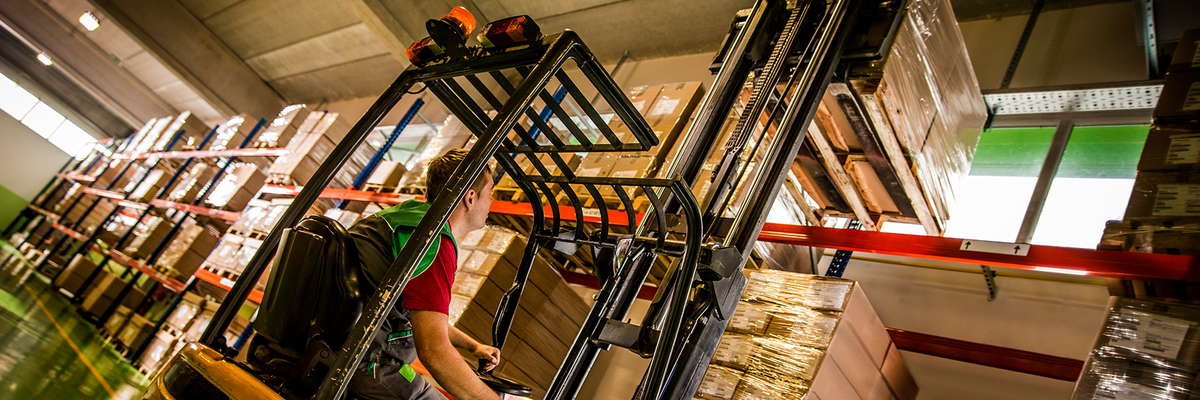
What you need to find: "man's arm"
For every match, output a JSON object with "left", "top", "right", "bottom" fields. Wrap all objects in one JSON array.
[
  {"left": 448, "top": 325, "right": 500, "bottom": 371},
  {"left": 411, "top": 309, "right": 500, "bottom": 400}
]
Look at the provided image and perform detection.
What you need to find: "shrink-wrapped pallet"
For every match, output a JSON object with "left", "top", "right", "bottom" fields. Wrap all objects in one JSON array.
[{"left": 1071, "top": 297, "right": 1200, "bottom": 399}]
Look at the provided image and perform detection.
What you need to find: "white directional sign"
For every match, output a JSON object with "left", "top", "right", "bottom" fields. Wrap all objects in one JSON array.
[{"left": 960, "top": 239, "right": 1030, "bottom": 256}]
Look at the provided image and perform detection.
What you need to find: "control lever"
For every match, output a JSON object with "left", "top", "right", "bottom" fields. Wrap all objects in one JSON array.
[{"left": 476, "top": 359, "right": 532, "bottom": 397}]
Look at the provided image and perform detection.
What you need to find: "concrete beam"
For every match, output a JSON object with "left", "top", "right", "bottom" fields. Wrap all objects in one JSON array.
[
  {"left": 0, "top": 0, "right": 176, "bottom": 128},
  {"left": 341, "top": 0, "right": 419, "bottom": 66},
  {"left": 91, "top": 0, "right": 286, "bottom": 119},
  {"left": 0, "top": 30, "right": 133, "bottom": 138}
]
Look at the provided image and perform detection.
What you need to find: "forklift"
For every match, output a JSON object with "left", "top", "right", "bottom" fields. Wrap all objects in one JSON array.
[{"left": 140, "top": 0, "right": 907, "bottom": 398}]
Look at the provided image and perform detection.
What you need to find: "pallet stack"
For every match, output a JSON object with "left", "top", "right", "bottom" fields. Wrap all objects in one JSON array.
[
  {"left": 794, "top": 0, "right": 986, "bottom": 233},
  {"left": 1101, "top": 28, "right": 1200, "bottom": 303},
  {"left": 696, "top": 270, "right": 917, "bottom": 400},
  {"left": 1071, "top": 297, "right": 1200, "bottom": 399},
  {"left": 452, "top": 231, "right": 592, "bottom": 399}
]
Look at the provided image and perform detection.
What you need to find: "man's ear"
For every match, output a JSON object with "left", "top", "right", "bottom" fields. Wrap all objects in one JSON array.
[{"left": 463, "top": 188, "right": 477, "bottom": 209}]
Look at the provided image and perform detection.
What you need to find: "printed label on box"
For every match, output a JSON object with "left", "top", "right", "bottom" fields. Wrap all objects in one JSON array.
[
  {"left": 650, "top": 99, "right": 680, "bottom": 116},
  {"left": 579, "top": 167, "right": 603, "bottom": 177},
  {"left": 487, "top": 232, "right": 515, "bottom": 253},
  {"left": 1109, "top": 310, "right": 1193, "bottom": 359},
  {"left": 1185, "top": 82, "right": 1200, "bottom": 111},
  {"left": 461, "top": 230, "right": 486, "bottom": 248},
  {"left": 1152, "top": 184, "right": 1200, "bottom": 216},
  {"left": 1167, "top": 134, "right": 1200, "bottom": 164},
  {"left": 611, "top": 170, "right": 638, "bottom": 178},
  {"left": 631, "top": 100, "right": 646, "bottom": 113},
  {"left": 806, "top": 281, "right": 852, "bottom": 310},
  {"left": 1193, "top": 42, "right": 1200, "bottom": 68}
]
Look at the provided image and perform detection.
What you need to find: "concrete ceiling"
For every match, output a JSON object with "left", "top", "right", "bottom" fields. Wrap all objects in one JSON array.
[{"left": 3, "top": 0, "right": 1162, "bottom": 132}]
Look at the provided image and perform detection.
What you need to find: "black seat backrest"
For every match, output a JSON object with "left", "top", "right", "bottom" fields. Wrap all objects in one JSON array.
[{"left": 256, "top": 215, "right": 364, "bottom": 352}]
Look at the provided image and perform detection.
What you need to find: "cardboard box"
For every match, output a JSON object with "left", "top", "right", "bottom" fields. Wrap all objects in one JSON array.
[
  {"left": 1169, "top": 29, "right": 1200, "bottom": 73},
  {"left": 1123, "top": 171, "right": 1200, "bottom": 223},
  {"left": 255, "top": 105, "right": 310, "bottom": 148},
  {"left": 366, "top": 161, "right": 408, "bottom": 187},
  {"left": 1138, "top": 125, "right": 1200, "bottom": 172},
  {"left": 136, "top": 118, "right": 175, "bottom": 154},
  {"left": 80, "top": 271, "right": 147, "bottom": 318},
  {"left": 167, "top": 164, "right": 216, "bottom": 204},
  {"left": 124, "top": 216, "right": 173, "bottom": 259},
  {"left": 204, "top": 164, "right": 267, "bottom": 211},
  {"left": 1153, "top": 70, "right": 1200, "bottom": 124},
  {"left": 53, "top": 255, "right": 99, "bottom": 295},
  {"left": 102, "top": 305, "right": 132, "bottom": 336},
  {"left": 882, "top": 343, "right": 918, "bottom": 400},
  {"left": 117, "top": 314, "right": 153, "bottom": 348}
]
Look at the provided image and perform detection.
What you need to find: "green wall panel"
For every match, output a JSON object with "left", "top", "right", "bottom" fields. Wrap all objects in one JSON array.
[
  {"left": 0, "top": 184, "right": 28, "bottom": 230},
  {"left": 968, "top": 125, "right": 1149, "bottom": 179}
]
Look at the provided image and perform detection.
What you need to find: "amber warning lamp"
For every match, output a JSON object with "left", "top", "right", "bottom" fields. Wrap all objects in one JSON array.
[
  {"left": 406, "top": 6, "right": 477, "bottom": 65},
  {"left": 478, "top": 16, "right": 541, "bottom": 49}
]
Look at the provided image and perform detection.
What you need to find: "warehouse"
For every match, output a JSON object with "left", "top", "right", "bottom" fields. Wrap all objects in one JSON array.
[{"left": 0, "top": 0, "right": 1197, "bottom": 399}]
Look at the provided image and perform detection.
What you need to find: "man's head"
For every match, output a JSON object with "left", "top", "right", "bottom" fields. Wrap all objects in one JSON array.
[{"left": 426, "top": 149, "right": 494, "bottom": 233}]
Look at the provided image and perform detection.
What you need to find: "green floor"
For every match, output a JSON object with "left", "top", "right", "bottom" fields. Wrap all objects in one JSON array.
[{"left": 0, "top": 242, "right": 148, "bottom": 400}]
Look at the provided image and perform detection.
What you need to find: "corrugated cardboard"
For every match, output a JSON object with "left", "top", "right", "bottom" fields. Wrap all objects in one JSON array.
[
  {"left": 1139, "top": 125, "right": 1200, "bottom": 172},
  {"left": 1169, "top": 29, "right": 1200, "bottom": 73},
  {"left": 1153, "top": 70, "right": 1200, "bottom": 124},
  {"left": 1124, "top": 170, "right": 1200, "bottom": 223}
]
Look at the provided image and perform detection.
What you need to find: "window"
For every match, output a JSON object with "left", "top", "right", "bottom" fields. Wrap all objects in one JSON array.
[
  {"left": 0, "top": 70, "right": 99, "bottom": 158},
  {"left": 943, "top": 125, "right": 1148, "bottom": 249}
]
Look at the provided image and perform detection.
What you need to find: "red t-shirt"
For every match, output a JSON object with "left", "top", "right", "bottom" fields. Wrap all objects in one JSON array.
[{"left": 401, "top": 236, "right": 457, "bottom": 314}]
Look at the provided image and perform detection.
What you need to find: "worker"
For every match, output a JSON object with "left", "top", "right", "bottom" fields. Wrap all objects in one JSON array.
[{"left": 347, "top": 148, "right": 501, "bottom": 400}]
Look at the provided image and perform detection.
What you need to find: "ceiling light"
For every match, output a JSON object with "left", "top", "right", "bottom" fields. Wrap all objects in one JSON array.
[
  {"left": 37, "top": 52, "right": 53, "bottom": 66},
  {"left": 79, "top": 12, "right": 100, "bottom": 31}
]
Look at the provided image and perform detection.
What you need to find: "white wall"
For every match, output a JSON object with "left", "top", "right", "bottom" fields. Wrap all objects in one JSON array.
[
  {"left": 0, "top": 111, "right": 70, "bottom": 199},
  {"left": 959, "top": 2, "right": 1147, "bottom": 90},
  {"left": 830, "top": 254, "right": 1110, "bottom": 399}
]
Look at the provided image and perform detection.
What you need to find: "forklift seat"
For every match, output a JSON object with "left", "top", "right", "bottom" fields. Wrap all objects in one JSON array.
[{"left": 248, "top": 215, "right": 364, "bottom": 397}]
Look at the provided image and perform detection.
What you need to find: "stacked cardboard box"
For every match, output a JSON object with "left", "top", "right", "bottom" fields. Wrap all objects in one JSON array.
[
  {"left": 696, "top": 270, "right": 917, "bottom": 400},
  {"left": 52, "top": 254, "right": 100, "bottom": 295},
  {"left": 267, "top": 111, "right": 362, "bottom": 186},
  {"left": 1071, "top": 297, "right": 1200, "bottom": 399},
  {"left": 255, "top": 105, "right": 311, "bottom": 149},
  {"left": 126, "top": 168, "right": 172, "bottom": 203},
  {"left": 452, "top": 230, "right": 591, "bottom": 399},
  {"left": 132, "top": 118, "right": 175, "bottom": 154},
  {"left": 155, "top": 218, "right": 221, "bottom": 280},
  {"left": 203, "top": 163, "right": 267, "bottom": 211},
  {"left": 365, "top": 161, "right": 408, "bottom": 189},
  {"left": 79, "top": 270, "right": 148, "bottom": 318},
  {"left": 161, "top": 111, "right": 213, "bottom": 151},
  {"left": 123, "top": 215, "right": 173, "bottom": 259},
  {"left": 165, "top": 163, "right": 217, "bottom": 204},
  {"left": 1105, "top": 28, "right": 1200, "bottom": 303}
]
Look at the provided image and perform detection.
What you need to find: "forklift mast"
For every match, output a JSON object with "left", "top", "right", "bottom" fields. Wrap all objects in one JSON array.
[{"left": 186, "top": 0, "right": 904, "bottom": 398}]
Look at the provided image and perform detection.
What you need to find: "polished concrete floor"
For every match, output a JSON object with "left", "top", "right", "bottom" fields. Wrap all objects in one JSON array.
[{"left": 0, "top": 242, "right": 147, "bottom": 400}]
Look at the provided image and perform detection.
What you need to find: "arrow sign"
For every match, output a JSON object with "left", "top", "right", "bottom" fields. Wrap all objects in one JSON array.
[{"left": 960, "top": 239, "right": 1030, "bottom": 256}]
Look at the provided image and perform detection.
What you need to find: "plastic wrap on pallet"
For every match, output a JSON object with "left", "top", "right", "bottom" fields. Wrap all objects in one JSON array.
[
  {"left": 1071, "top": 356, "right": 1199, "bottom": 400},
  {"left": 763, "top": 307, "right": 842, "bottom": 349},
  {"left": 742, "top": 270, "right": 854, "bottom": 311},
  {"left": 876, "top": 0, "right": 986, "bottom": 221},
  {"left": 697, "top": 364, "right": 744, "bottom": 400},
  {"left": 1089, "top": 297, "right": 1200, "bottom": 370},
  {"left": 1101, "top": 221, "right": 1200, "bottom": 256},
  {"left": 735, "top": 337, "right": 823, "bottom": 398},
  {"left": 713, "top": 333, "right": 759, "bottom": 370}
]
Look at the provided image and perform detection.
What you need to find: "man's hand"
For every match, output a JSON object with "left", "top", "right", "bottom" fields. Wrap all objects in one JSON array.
[
  {"left": 411, "top": 310, "right": 500, "bottom": 400},
  {"left": 473, "top": 344, "right": 500, "bottom": 371}
]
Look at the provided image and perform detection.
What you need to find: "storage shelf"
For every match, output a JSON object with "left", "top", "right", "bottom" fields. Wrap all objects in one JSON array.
[
  {"left": 264, "top": 185, "right": 1197, "bottom": 282},
  {"left": 111, "top": 147, "right": 288, "bottom": 160},
  {"left": 56, "top": 173, "right": 95, "bottom": 182},
  {"left": 43, "top": 217, "right": 185, "bottom": 292},
  {"left": 149, "top": 199, "right": 241, "bottom": 222},
  {"left": 193, "top": 268, "right": 263, "bottom": 303}
]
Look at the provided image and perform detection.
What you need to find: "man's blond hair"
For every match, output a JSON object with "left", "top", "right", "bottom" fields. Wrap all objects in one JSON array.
[{"left": 425, "top": 149, "right": 490, "bottom": 203}]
